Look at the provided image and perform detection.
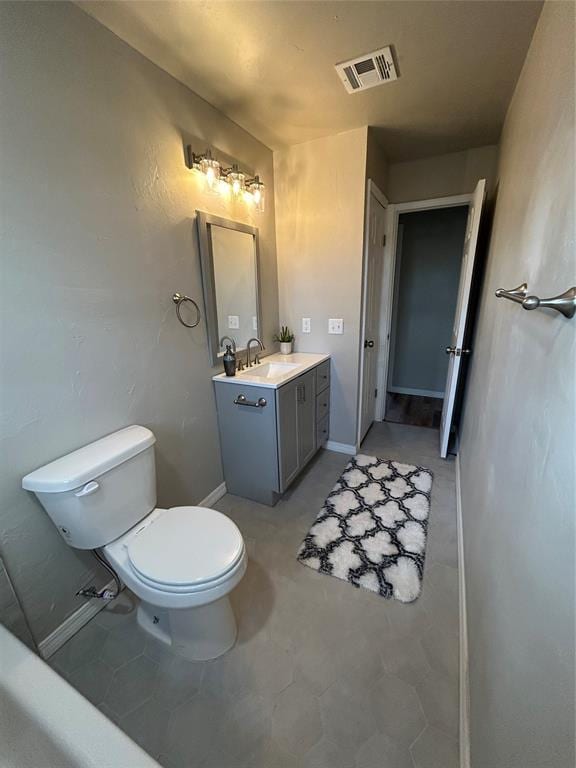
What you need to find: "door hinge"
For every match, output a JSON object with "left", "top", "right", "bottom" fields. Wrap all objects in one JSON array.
[
  {"left": 374, "top": 388, "right": 378, "bottom": 398},
  {"left": 382, "top": 234, "right": 386, "bottom": 247}
]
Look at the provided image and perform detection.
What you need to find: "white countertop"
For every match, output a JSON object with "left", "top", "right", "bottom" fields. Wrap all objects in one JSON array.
[{"left": 213, "top": 352, "right": 329, "bottom": 389}]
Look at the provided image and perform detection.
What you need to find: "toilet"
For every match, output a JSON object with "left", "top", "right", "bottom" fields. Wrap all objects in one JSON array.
[{"left": 21, "top": 425, "right": 246, "bottom": 660}]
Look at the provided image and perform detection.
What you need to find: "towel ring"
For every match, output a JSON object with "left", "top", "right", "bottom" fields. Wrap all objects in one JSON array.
[{"left": 172, "top": 292, "right": 201, "bottom": 328}]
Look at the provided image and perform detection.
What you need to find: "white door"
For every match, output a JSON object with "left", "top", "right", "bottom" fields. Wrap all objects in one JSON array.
[
  {"left": 359, "top": 188, "right": 388, "bottom": 443},
  {"left": 439, "top": 179, "right": 486, "bottom": 458}
]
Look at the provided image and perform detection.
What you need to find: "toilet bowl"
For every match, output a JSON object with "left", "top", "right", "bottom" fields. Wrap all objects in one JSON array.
[
  {"left": 21, "top": 425, "right": 247, "bottom": 661},
  {"left": 104, "top": 505, "right": 247, "bottom": 660}
]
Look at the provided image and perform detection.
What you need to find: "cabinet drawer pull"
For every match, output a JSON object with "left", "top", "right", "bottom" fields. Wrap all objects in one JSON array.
[{"left": 234, "top": 394, "right": 267, "bottom": 408}]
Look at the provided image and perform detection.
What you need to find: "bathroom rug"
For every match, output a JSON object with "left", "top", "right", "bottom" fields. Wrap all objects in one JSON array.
[{"left": 297, "top": 455, "right": 433, "bottom": 603}]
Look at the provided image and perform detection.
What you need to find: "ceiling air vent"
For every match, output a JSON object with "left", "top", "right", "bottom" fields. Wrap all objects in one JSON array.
[{"left": 335, "top": 46, "right": 398, "bottom": 94}]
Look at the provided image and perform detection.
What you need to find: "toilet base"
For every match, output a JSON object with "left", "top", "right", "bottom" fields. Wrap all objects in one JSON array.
[{"left": 137, "top": 596, "right": 237, "bottom": 661}]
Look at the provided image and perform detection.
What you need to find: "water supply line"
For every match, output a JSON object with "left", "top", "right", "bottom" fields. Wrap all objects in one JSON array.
[{"left": 76, "top": 549, "right": 122, "bottom": 601}]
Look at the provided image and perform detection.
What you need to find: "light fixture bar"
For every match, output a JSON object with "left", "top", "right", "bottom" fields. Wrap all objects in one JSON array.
[{"left": 185, "top": 145, "right": 264, "bottom": 211}]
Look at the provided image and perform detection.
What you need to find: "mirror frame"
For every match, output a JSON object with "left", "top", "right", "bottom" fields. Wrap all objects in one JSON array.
[{"left": 196, "top": 210, "right": 263, "bottom": 366}]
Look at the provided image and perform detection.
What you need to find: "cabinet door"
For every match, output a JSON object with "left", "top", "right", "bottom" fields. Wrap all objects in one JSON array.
[
  {"left": 297, "top": 370, "right": 316, "bottom": 468},
  {"left": 214, "top": 382, "right": 279, "bottom": 504},
  {"left": 277, "top": 379, "right": 299, "bottom": 491}
]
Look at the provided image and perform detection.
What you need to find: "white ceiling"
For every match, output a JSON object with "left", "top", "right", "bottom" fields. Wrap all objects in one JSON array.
[{"left": 78, "top": 0, "right": 542, "bottom": 161}]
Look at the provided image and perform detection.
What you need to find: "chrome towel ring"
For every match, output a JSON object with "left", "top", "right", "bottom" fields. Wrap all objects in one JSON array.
[{"left": 172, "top": 292, "right": 201, "bottom": 328}]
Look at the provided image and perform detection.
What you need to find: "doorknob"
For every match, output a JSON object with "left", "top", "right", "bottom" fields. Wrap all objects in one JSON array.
[
  {"left": 364, "top": 340, "right": 374, "bottom": 348},
  {"left": 445, "top": 346, "right": 456, "bottom": 355},
  {"left": 445, "top": 347, "right": 471, "bottom": 356}
]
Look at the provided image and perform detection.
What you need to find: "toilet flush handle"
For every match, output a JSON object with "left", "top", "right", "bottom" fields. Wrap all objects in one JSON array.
[{"left": 74, "top": 481, "right": 100, "bottom": 498}]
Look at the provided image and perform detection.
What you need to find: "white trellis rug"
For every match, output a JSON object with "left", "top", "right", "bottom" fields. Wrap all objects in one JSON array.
[{"left": 297, "top": 455, "right": 433, "bottom": 603}]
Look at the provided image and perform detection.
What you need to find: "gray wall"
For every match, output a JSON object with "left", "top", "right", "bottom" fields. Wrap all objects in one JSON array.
[
  {"left": 390, "top": 207, "right": 469, "bottom": 395},
  {"left": 387, "top": 145, "right": 499, "bottom": 203},
  {"left": 274, "top": 128, "right": 368, "bottom": 447},
  {"left": 459, "top": 3, "right": 575, "bottom": 767},
  {"left": 0, "top": 1, "right": 278, "bottom": 644}
]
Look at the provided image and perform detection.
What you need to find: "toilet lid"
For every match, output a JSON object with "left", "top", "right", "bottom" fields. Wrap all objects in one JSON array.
[{"left": 127, "top": 506, "right": 244, "bottom": 588}]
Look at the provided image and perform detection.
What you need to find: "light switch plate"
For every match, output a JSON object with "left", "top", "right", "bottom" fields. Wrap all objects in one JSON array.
[
  {"left": 252, "top": 316, "right": 258, "bottom": 330},
  {"left": 328, "top": 318, "right": 344, "bottom": 334},
  {"left": 228, "top": 315, "right": 240, "bottom": 329},
  {"left": 302, "top": 318, "right": 311, "bottom": 333}
]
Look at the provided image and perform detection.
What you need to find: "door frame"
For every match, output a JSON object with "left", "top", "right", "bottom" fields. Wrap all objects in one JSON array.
[
  {"left": 377, "top": 192, "right": 474, "bottom": 421},
  {"left": 356, "top": 178, "right": 389, "bottom": 449}
]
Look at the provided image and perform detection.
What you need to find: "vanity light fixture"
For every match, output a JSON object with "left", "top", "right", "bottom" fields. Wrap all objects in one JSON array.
[
  {"left": 222, "top": 164, "right": 246, "bottom": 198},
  {"left": 186, "top": 145, "right": 264, "bottom": 211},
  {"left": 188, "top": 148, "right": 221, "bottom": 195},
  {"left": 246, "top": 175, "right": 265, "bottom": 212},
  {"left": 200, "top": 152, "right": 220, "bottom": 193}
]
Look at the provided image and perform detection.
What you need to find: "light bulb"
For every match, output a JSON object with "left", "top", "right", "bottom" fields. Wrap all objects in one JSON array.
[
  {"left": 247, "top": 176, "right": 265, "bottom": 212},
  {"left": 224, "top": 165, "right": 245, "bottom": 198},
  {"left": 200, "top": 153, "right": 220, "bottom": 195}
]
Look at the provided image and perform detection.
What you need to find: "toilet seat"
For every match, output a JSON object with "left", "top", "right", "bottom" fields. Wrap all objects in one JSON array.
[{"left": 127, "top": 506, "right": 244, "bottom": 592}]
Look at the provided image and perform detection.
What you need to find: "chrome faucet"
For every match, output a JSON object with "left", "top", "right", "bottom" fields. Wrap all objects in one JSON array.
[
  {"left": 219, "top": 335, "right": 236, "bottom": 352},
  {"left": 246, "top": 337, "right": 265, "bottom": 368}
]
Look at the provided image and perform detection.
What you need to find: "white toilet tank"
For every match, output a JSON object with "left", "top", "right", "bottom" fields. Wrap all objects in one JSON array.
[{"left": 22, "top": 426, "right": 157, "bottom": 549}]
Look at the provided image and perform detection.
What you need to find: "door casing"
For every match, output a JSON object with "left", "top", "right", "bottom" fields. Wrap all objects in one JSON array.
[
  {"left": 357, "top": 179, "right": 389, "bottom": 448},
  {"left": 377, "top": 192, "right": 474, "bottom": 424}
]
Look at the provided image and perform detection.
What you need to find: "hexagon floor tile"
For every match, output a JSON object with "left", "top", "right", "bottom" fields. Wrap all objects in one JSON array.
[{"left": 48, "top": 423, "right": 460, "bottom": 768}]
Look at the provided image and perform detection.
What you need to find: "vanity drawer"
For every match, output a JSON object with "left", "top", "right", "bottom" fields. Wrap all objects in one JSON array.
[
  {"left": 316, "top": 360, "right": 330, "bottom": 393},
  {"left": 315, "top": 387, "right": 330, "bottom": 422},
  {"left": 316, "top": 415, "right": 329, "bottom": 447}
]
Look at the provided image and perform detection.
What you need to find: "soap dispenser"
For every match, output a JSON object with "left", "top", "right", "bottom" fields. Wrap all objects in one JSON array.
[{"left": 223, "top": 344, "right": 236, "bottom": 377}]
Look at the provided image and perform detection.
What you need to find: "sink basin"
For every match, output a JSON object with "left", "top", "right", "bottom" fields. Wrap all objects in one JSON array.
[{"left": 243, "top": 362, "right": 300, "bottom": 379}]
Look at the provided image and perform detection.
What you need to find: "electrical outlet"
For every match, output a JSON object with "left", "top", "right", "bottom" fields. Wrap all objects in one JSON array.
[
  {"left": 328, "top": 318, "right": 344, "bottom": 334},
  {"left": 228, "top": 315, "right": 239, "bottom": 329},
  {"left": 302, "top": 318, "right": 311, "bottom": 333}
]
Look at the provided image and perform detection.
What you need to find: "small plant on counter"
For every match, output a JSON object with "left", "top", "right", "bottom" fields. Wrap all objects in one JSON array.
[
  {"left": 274, "top": 326, "right": 295, "bottom": 343},
  {"left": 274, "top": 326, "right": 295, "bottom": 354}
]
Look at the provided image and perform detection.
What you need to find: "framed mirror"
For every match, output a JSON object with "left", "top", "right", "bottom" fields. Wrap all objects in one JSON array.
[{"left": 196, "top": 211, "right": 262, "bottom": 366}]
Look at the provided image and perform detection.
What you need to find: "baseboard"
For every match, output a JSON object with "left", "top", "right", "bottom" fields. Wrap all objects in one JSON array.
[
  {"left": 325, "top": 441, "right": 357, "bottom": 455},
  {"left": 456, "top": 454, "right": 471, "bottom": 768},
  {"left": 198, "top": 481, "right": 227, "bottom": 508},
  {"left": 388, "top": 386, "right": 445, "bottom": 398},
  {"left": 38, "top": 578, "right": 117, "bottom": 659}
]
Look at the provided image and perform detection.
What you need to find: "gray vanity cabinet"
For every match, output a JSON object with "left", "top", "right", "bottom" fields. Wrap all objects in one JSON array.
[
  {"left": 277, "top": 369, "right": 316, "bottom": 492},
  {"left": 214, "top": 360, "right": 330, "bottom": 506}
]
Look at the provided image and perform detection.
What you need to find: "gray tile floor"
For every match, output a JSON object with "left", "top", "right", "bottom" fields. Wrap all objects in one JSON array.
[{"left": 50, "top": 423, "right": 459, "bottom": 768}]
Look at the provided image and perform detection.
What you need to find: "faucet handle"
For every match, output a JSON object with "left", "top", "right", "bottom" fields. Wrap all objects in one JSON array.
[
  {"left": 254, "top": 354, "right": 261, "bottom": 365},
  {"left": 236, "top": 357, "right": 245, "bottom": 371}
]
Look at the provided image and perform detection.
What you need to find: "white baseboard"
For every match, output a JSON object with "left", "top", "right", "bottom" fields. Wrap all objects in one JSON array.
[
  {"left": 38, "top": 482, "right": 228, "bottom": 659},
  {"left": 198, "top": 481, "right": 227, "bottom": 508},
  {"left": 456, "top": 454, "right": 471, "bottom": 768},
  {"left": 325, "top": 441, "right": 357, "bottom": 455},
  {"left": 38, "top": 578, "right": 117, "bottom": 659}
]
